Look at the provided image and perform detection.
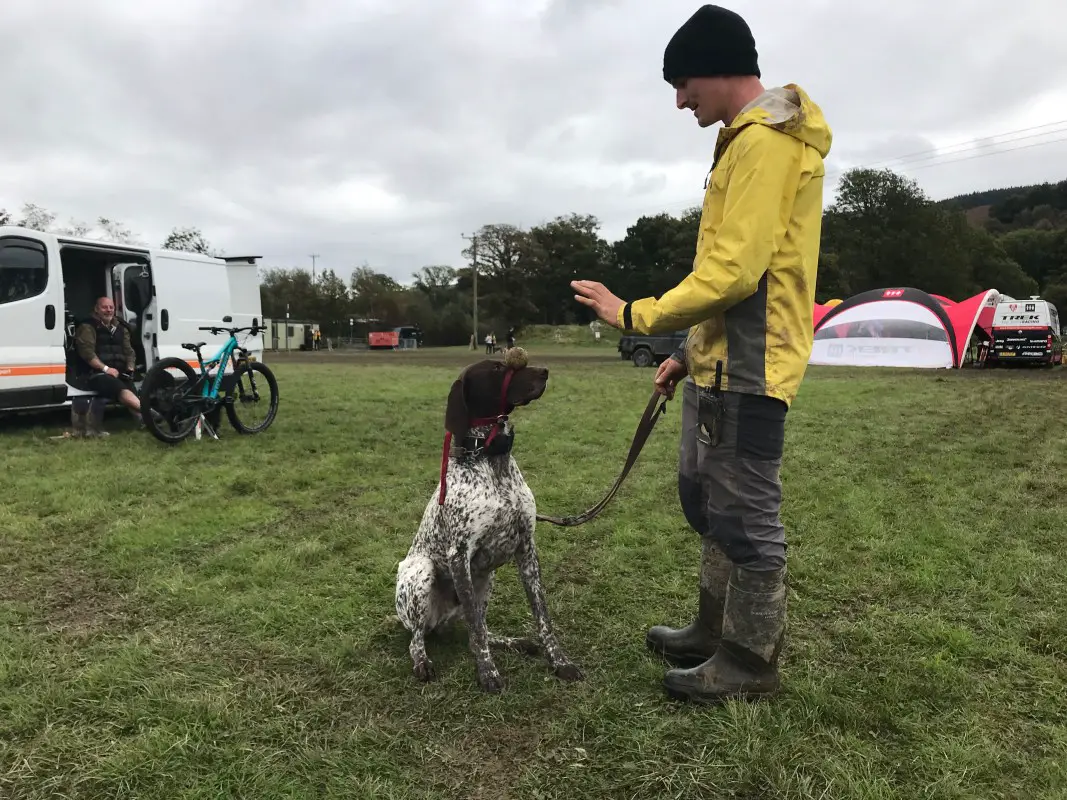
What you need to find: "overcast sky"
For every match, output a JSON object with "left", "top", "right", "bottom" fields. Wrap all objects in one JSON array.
[{"left": 2, "top": 0, "right": 1065, "bottom": 285}]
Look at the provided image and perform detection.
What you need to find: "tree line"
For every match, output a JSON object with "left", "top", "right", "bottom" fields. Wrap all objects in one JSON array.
[
  {"left": 6, "top": 167, "right": 1065, "bottom": 346},
  {"left": 258, "top": 168, "right": 1067, "bottom": 345}
]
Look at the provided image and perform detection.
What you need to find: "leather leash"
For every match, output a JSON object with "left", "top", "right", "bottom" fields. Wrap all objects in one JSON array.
[{"left": 536, "top": 389, "right": 669, "bottom": 527}]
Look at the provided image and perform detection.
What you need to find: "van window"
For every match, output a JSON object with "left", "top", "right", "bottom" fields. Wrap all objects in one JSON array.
[
  {"left": 123, "top": 267, "right": 151, "bottom": 316},
  {"left": 0, "top": 238, "right": 48, "bottom": 305},
  {"left": 1050, "top": 304, "right": 1060, "bottom": 334}
]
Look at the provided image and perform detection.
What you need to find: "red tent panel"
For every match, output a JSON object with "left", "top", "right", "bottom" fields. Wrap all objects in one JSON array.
[{"left": 944, "top": 289, "right": 1000, "bottom": 366}]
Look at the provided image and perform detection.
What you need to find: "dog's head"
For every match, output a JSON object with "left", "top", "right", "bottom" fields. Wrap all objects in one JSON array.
[{"left": 444, "top": 347, "right": 548, "bottom": 440}]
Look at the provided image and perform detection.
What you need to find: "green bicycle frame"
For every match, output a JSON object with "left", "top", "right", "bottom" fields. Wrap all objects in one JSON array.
[{"left": 195, "top": 334, "right": 244, "bottom": 400}]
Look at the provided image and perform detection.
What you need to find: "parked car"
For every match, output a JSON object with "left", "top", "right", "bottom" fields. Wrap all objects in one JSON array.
[{"left": 617, "top": 329, "right": 688, "bottom": 367}]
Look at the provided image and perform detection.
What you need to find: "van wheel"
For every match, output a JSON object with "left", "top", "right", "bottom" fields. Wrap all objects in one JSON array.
[{"left": 632, "top": 348, "right": 654, "bottom": 368}]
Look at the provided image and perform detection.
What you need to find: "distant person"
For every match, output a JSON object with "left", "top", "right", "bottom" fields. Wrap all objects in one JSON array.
[
  {"left": 74, "top": 297, "right": 147, "bottom": 434},
  {"left": 571, "top": 4, "right": 832, "bottom": 705}
]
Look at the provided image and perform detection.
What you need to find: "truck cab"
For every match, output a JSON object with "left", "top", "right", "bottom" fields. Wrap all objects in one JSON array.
[
  {"left": 986, "top": 296, "right": 1062, "bottom": 367},
  {"left": 0, "top": 225, "right": 264, "bottom": 414}
]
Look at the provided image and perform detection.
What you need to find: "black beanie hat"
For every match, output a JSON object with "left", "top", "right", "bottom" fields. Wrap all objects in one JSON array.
[{"left": 663, "top": 5, "right": 760, "bottom": 84}]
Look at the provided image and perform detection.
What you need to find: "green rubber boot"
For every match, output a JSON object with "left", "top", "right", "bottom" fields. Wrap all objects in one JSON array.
[
  {"left": 662, "top": 564, "right": 787, "bottom": 704},
  {"left": 646, "top": 539, "right": 731, "bottom": 668},
  {"left": 70, "top": 406, "right": 87, "bottom": 438}
]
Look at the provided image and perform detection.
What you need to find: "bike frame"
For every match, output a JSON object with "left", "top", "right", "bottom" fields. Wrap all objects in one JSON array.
[{"left": 194, "top": 334, "right": 244, "bottom": 400}]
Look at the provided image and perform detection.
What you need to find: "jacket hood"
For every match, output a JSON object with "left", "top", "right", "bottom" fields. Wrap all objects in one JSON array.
[{"left": 717, "top": 83, "right": 832, "bottom": 161}]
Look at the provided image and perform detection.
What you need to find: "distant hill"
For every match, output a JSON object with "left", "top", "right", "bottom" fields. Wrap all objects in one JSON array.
[
  {"left": 939, "top": 178, "right": 1067, "bottom": 232},
  {"left": 939, "top": 184, "right": 1049, "bottom": 211}
]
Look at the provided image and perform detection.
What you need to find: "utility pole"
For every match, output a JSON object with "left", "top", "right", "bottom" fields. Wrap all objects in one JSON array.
[
  {"left": 309, "top": 253, "right": 319, "bottom": 283},
  {"left": 461, "top": 232, "right": 479, "bottom": 348}
]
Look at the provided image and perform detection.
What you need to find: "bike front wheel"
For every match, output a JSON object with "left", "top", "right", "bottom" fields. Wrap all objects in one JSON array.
[
  {"left": 224, "top": 361, "right": 279, "bottom": 434},
  {"left": 140, "top": 357, "right": 202, "bottom": 444}
]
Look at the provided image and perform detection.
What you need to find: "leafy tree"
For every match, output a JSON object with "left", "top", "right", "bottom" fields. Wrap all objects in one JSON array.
[
  {"left": 17, "top": 203, "right": 57, "bottom": 232},
  {"left": 162, "top": 226, "right": 217, "bottom": 255},
  {"left": 998, "top": 229, "right": 1066, "bottom": 289},
  {"left": 350, "top": 266, "right": 403, "bottom": 324},
  {"left": 523, "top": 213, "right": 614, "bottom": 325},
  {"left": 613, "top": 208, "right": 700, "bottom": 301}
]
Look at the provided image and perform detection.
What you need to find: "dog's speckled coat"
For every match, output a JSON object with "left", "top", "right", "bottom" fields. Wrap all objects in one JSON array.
[{"left": 395, "top": 357, "right": 583, "bottom": 692}]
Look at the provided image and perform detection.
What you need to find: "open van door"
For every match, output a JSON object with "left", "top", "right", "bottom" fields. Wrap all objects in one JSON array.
[
  {"left": 111, "top": 262, "right": 156, "bottom": 374},
  {"left": 0, "top": 232, "right": 66, "bottom": 410}
]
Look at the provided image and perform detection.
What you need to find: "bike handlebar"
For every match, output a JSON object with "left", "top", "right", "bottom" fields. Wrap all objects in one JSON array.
[{"left": 197, "top": 325, "right": 262, "bottom": 336}]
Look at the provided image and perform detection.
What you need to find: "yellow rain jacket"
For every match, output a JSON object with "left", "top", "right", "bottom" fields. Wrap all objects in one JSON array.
[{"left": 618, "top": 84, "right": 832, "bottom": 408}]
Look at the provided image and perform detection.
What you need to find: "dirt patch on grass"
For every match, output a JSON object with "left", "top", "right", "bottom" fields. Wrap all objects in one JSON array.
[{"left": 2, "top": 561, "right": 138, "bottom": 638}]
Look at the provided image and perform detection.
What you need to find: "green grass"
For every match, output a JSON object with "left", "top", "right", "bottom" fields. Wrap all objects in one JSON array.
[
  {"left": 1, "top": 352, "right": 1066, "bottom": 799},
  {"left": 515, "top": 324, "right": 623, "bottom": 347}
]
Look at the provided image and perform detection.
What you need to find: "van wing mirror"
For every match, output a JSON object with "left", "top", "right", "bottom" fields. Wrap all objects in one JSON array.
[{"left": 223, "top": 315, "right": 233, "bottom": 323}]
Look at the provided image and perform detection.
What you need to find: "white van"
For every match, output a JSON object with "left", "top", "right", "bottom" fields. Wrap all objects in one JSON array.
[
  {"left": 0, "top": 225, "right": 265, "bottom": 413},
  {"left": 987, "top": 295, "right": 1063, "bottom": 366}
]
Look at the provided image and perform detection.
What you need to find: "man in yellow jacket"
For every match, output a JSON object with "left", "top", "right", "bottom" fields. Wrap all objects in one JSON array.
[{"left": 573, "top": 4, "right": 832, "bottom": 705}]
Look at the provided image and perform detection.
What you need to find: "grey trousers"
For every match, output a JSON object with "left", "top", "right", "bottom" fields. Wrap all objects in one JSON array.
[{"left": 677, "top": 379, "right": 788, "bottom": 572}]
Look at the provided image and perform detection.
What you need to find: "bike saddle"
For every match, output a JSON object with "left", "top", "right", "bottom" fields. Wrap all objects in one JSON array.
[{"left": 181, "top": 341, "right": 206, "bottom": 351}]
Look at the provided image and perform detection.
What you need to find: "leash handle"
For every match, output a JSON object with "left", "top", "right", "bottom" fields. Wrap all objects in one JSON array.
[{"left": 536, "top": 389, "right": 668, "bottom": 527}]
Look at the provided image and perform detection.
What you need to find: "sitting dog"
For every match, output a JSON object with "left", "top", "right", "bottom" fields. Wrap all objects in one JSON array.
[{"left": 395, "top": 348, "right": 583, "bottom": 692}]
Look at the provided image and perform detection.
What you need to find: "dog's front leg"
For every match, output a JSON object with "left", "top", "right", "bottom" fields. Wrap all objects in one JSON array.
[
  {"left": 515, "top": 538, "right": 584, "bottom": 682},
  {"left": 448, "top": 542, "right": 504, "bottom": 693}
]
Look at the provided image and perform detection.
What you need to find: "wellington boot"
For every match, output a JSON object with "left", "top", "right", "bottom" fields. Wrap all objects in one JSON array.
[
  {"left": 663, "top": 565, "right": 787, "bottom": 705},
  {"left": 70, "top": 407, "right": 87, "bottom": 438},
  {"left": 86, "top": 404, "right": 110, "bottom": 438},
  {"left": 646, "top": 539, "right": 731, "bottom": 668}
]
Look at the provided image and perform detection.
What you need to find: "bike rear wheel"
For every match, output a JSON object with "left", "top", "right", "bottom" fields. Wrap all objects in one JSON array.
[
  {"left": 224, "top": 360, "right": 279, "bottom": 434},
  {"left": 140, "top": 357, "right": 203, "bottom": 444}
]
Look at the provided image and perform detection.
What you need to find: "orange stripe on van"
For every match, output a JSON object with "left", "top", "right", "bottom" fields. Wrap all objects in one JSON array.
[{"left": 0, "top": 364, "right": 66, "bottom": 378}]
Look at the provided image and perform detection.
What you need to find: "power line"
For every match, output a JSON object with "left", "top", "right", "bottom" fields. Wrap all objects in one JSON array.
[
  {"left": 621, "top": 118, "right": 1067, "bottom": 219},
  {"left": 824, "top": 123, "right": 1067, "bottom": 179},
  {"left": 841, "top": 119, "right": 1067, "bottom": 172}
]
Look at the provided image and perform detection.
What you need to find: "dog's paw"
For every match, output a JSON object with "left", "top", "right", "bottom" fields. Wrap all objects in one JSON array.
[
  {"left": 554, "top": 661, "right": 585, "bottom": 682},
  {"left": 477, "top": 666, "right": 505, "bottom": 693},
  {"left": 413, "top": 659, "right": 437, "bottom": 682}
]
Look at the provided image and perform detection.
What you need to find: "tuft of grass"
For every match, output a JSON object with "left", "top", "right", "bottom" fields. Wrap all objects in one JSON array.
[{"left": 1, "top": 352, "right": 1065, "bottom": 799}]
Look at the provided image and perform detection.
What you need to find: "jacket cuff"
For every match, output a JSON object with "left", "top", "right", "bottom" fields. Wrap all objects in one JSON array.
[{"left": 617, "top": 302, "right": 633, "bottom": 331}]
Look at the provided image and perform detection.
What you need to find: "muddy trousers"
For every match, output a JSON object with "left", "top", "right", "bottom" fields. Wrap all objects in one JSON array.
[
  {"left": 678, "top": 379, "right": 788, "bottom": 571},
  {"left": 651, "top": 379, "right": 790, "bottom": 701}
]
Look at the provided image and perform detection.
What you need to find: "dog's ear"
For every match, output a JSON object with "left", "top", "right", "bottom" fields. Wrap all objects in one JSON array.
[{"left": 444, "top": 377, "right": 468, "bottom": 438}]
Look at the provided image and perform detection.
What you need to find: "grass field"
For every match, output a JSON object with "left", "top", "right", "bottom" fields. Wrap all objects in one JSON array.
[{"left": 2, "top": 348, "right": 1066, "bottom": 799}]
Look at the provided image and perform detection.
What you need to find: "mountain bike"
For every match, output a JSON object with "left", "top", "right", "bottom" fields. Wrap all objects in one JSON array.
[{"left": 139, "top": 317, "right": 279, "bottom": 445}]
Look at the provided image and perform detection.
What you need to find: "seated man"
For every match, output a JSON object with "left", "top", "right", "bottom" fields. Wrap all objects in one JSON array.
[{"left": 73, "top": 296, "right": 145, "bottom": 435}]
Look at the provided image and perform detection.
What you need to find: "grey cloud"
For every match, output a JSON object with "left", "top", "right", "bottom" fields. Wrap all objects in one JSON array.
[{"left": 1, "top": 0, "right": 1065, "bottom": 283}]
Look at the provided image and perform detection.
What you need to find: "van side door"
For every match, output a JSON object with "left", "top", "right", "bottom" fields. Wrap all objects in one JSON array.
[
  {"left": 0, "top": 232, "right": 66, "bottom": 410},
  {"left": 111, "top": 262, "right": 155, "bottom": 373}
]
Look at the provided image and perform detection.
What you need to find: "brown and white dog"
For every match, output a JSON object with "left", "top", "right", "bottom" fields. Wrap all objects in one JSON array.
[{"left": 394, "top": 348, "right": 583, "bottom": 692}]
